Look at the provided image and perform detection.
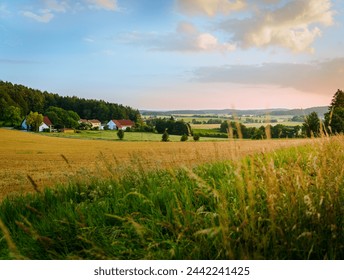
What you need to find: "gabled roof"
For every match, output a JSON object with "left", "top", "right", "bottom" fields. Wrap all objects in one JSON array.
[
  {"left": 113, "top": 119, "right": 135, "bottom": 128},
  {"left": 88, "top": 119, "right": 101, "bottom": 124},
  {"left": 43, "top": 116, "right": 52, "bottom": 126}
]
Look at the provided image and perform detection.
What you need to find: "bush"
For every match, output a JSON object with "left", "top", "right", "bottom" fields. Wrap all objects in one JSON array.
[
  {"left": 117, "top": 129, "right": 125, "bottom": 140},
  {"left": 162, "top": 130, "right": 169, "bottom": 142},
  {"left": 193, "top": 134, "right": 200, "bottom": 141},
  {"left": 180, "top": 134, "right": 188, "bottom": 141}
]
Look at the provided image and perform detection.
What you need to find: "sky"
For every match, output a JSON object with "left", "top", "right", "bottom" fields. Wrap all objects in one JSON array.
[{"left": 0, "top": 0, "right": 343, "bottom": 110}]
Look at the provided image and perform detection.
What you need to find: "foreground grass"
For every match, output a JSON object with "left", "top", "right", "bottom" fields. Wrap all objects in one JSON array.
[{"left": 0, "top": 136, "right": 343, "bottom": 260}]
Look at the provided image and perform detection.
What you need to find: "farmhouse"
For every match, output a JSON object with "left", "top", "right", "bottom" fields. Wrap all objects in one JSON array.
[
  {"left": 88, "top": 119, "right": 102, "bottom": 129},
  {"left": 107, "top": 119, "right": 135, "bottom": 130},
  {"left": 40, "top": 116, "right": 53, "bottom": 132},
  {"left": 79, "top": 119, "right": 103, "bottom": 130},
  {"left": 21, "top": 116, "right": 53, "bottom": 132}
]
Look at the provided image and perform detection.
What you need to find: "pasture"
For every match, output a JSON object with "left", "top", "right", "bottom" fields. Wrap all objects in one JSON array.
[
  {"left": 0, "top": 129, "right": 312, "bottom": 199},
  {"left": 0, "top": 131, "right": 342, "bottom": 260}
]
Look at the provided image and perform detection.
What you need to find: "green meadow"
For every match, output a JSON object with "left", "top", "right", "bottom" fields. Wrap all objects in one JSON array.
[{"left": 0, "top": 135, "right": 343, "bottom": 260}]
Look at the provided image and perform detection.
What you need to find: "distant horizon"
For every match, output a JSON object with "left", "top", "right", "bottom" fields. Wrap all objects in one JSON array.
[{"left": 138, "top": 105, "right": 329, "bottom": 112}]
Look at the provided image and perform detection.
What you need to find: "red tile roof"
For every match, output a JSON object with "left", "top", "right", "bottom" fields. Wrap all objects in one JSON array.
[
  {"left": 43, "top": 116, "right": 52, "bottom": 126},
  {"left": 113, "top": 119, "right": 135, "bottom": 128}
]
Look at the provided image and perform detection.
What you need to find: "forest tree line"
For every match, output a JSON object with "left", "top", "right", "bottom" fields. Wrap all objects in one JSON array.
[{"left": 0, "top": 81, "right": 141, "bottom": 127}]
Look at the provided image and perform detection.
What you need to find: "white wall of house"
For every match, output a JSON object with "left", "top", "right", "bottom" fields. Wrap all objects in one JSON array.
[
  {"left": 107, "top": 120, "right": 117, "bottom": 130},
  {"left": 39, "top": 123, "right": 49, "bottom": 132}
]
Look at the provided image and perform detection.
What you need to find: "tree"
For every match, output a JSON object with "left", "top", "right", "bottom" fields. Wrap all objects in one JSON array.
[
  {"left": 45, "top": 106, "right": 80, "bottom": 129},
  {"left": 303, "top": 112, "right": 320, "bottom": 137},
  {"left": 162, "top": 130, "right": 169, "bottom": 142},
  {"left": 180, "top": 134, "right": 188, "bottom": 141},
  {"left": 117, "top": 129, "right": 124, "bottom": 140},
  {"left": 26, "top": 111, "right": 43, "bottom": 132},
  {"left": 325, "top": 89, "right": 344, "bottom": 134},
  {"left": 3, "top": 106, "right": 22, "bottom": 126},
  {"left": 193, "top": 134, "right": 200, "bottom": 141}
]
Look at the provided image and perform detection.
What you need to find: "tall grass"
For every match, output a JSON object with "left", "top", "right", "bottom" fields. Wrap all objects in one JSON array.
[{"left": 0, "top": 136, "right": 343, "bottom": 259}]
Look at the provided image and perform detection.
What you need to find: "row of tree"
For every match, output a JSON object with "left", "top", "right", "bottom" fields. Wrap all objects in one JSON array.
[
  {"left": 303, "top": 89, "right": 344, "bottom": 137},
  {"left": 0, "top": 81, "right": 141, "bottom": 126}
]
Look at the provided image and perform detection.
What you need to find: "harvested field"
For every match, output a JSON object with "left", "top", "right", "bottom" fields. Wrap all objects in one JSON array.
[{"left": 0, "top": 129, "right": 313, "bottom": 199}]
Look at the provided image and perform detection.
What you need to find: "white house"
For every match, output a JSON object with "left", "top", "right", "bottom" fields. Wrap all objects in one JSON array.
[
  {"left": 21, "top": 116, "right": 53, "bottom": 132},
  {"left": 107, "top": 119, "right": 135, "bottom": 130}
]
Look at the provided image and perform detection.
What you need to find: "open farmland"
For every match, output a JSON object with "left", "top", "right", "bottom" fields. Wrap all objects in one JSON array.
[
  {"left": 0, "top": 133, "right": 343, "bottom": 260},
  {"left": 0, "top": 129, "right": 313, "bottom": 199}
]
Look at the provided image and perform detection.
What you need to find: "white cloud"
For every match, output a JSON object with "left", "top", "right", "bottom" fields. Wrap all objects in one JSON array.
[
  {"left": 43, "top": 0, "right": 68, "bottom": 12},
  {"left": 219, "top": 0, "right": 335, "bottom": 52},
  {"left": 21, "top": 10, "right": 54, "bottom": 23},
  {"left": 87, "top": 0, "right": 118, "bottom": 11},
  {"left": 193, "top": 57, "right": 344, "bottom": 94},
  {"left": 120, "top": 22, "right": 236, "bottom": 53},
  {"left": 176, "top": 0, "right": 246, "bottom": 16}
]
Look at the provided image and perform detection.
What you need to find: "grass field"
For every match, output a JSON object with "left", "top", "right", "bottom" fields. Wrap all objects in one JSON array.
[
  {"left": 46, "top": 130, "right": 228, "bottom": 142},
  {"left": 0, "top": 129, "right": 312, "bottom": 199},
  {"left": 0, "top": 132, "right": 342, "bottom": 259}
]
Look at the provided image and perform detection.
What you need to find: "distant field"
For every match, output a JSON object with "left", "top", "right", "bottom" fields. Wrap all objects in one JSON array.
[
  {"left": 0, "top": 129, "right": 312, "bottom": 199},
  {"left": 47, "top": 130, "right": 228, "bottom": 142},
  {"left": 244, "top": 121, "right": 302, "bottom": 128}
]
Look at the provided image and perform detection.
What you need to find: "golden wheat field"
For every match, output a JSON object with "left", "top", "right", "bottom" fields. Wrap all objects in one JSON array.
[{"left": 0, "top": 129, "right": 313, "bottom": 199}]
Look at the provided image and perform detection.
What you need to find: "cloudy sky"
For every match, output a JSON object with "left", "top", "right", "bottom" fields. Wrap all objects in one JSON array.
[{"left": 1, "top": 0, "right": 343, "bottom": 110}]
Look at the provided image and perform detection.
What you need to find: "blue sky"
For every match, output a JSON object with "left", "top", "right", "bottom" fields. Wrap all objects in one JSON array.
[{"left": 1, "top": 0, "right": 343, "bottom": 110}]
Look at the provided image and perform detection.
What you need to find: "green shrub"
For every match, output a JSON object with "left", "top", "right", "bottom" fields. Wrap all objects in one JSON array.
[
  {"left": 193, "top": 134, "right": 200, "bottom": 141},
  {"left": 180, "top": 134, "right": 188, "bottom": 141},
  {"left": 117, "top": 129, "right": 124, "bottom": 140},
  {"left": 162, "top": 130, "right": 169, "bottom": 142}
]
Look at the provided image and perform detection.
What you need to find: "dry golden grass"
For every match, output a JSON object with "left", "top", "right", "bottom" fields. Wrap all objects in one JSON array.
[{"left": 0, "top": 129, "right": 313, "bottom": 199}]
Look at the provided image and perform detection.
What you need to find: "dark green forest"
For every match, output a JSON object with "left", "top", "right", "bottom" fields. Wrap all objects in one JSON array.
[{"left": 0, "top": 81, "right": 141, "bottom": 126}]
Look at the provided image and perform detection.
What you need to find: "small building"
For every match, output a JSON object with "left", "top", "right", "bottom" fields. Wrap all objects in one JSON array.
[
  {"left": 88, "top": 119, "right": 101, "bottom": 129},
  {"left": 107, "top": 119, "right": 135, "bottom": 130},
  {"left": 39, "top": 116, "right": 53, "bottom": 132},
  {"left": 21, "top": 116, "right": 53, "bottom": 132},
  {"left": 78, "top": 119, "right": 89, "bottom": 125}
]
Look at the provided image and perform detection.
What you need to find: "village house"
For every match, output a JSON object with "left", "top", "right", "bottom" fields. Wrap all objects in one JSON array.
[
  {"left": 21, "top": 116, "right": 53, "bottom": 132},
  {"left": 79, "top": 119, "right": 103, "bottom": 130},
  {"left": 107, "top": 119, "right": 135, "bottom": 130},
  {"left": 88, "top": 119, "right": 102, "bottom": 129}
]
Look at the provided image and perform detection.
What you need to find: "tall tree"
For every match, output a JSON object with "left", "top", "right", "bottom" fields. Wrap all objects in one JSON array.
[
  {"left": 4, "top": 106, "right": 22, "bottom": 126},
  {"left": 303, "top": 112, "right": 320, "bottom": 137},
  {"left": 325, "top": 89, "right": 344, "bottom": 134},
  {"left": 26, "top": 111, "right": 43, "bottom": 132}
]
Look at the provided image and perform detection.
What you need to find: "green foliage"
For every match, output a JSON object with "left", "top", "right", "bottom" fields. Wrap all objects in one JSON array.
[
  {"left": 155, "top": 118, "right": 189, "bottom": 135},
  {"left": 325, "top": 89, "right": 344, "bottom": 134},
  {"left": 162, "top": 130, "right": 169, "bottom": 142},
  {"left": 46, "top": 106, "right": 80, "bottom": 129},
  {"left": 180, "top": 134, "right": 188, "bottom": 141},
  {"left": 26, "top": 111, "right": 43, "bottom": 132},
  {"left": 117, "top": 129, "right": 124, "bottom": 140},
  {"left": 303, "top": 112, "right": 320, "bottom": 137},
  {"left": 291, "top": 115, "right": 304, "bottom": 122},
  {"left": 2, "top": 106, "right": 22, "bottom": 126},
  {"left": 0, "top": 81, "right": 140, "bottom": 123},
  {"left": 193, "top": 134, "right": 200, "bottom": 141},
  {"left": 0, "top": 136, "right": 343, "bottom": 260}
]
